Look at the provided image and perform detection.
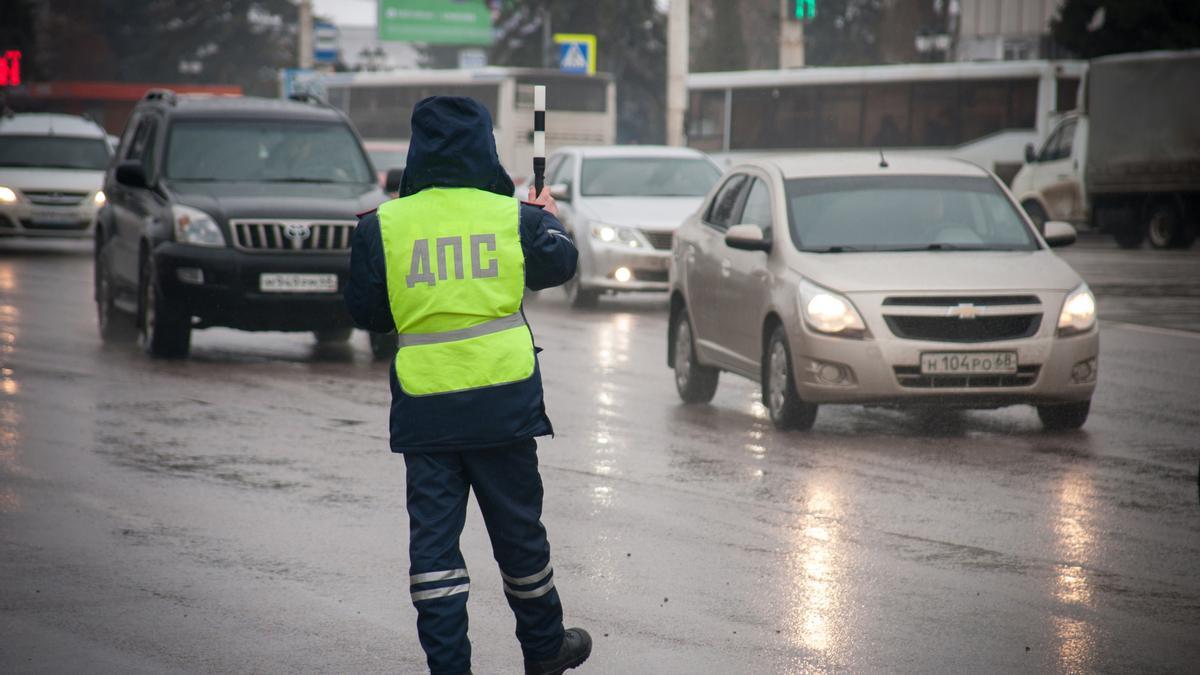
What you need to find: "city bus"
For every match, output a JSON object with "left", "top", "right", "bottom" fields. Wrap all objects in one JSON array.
[
  {"left": 297, "top": 68, "right": 616, "bottom": 188},
  {"left": 686, "top": 59, "right": 1085, "bottom": 183}
]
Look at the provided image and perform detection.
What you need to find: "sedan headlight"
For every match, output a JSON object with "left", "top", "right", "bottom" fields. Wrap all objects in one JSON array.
[
  {"left": 0, "top": 186, "right": 18, "bottom": 204},
  {"left": 1057, "top": 283, "right": 1096, "bottom": 336},
  {"left": 591, "top": 222, "right": 643, "bottom": 248},
  {"left": 800, "top": 279, "right": 867, "bottom": 337},
  {"left": 93, "top": 190, "right": 106, "bottom": 205},
  {"left": 172, "top": 205, "right": 225, "bottom": 247}
]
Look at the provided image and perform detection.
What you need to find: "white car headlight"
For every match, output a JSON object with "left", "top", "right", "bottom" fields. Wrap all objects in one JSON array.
[
  {"left": 1057, "top": 283, "right": 1096, "bottom": 336},
  {"left": 93, "top": 190, "right": 106, "bottom": 206},
  {"left": 172, "top": 205, "right": 225, "bottom": 247},
  {"left": 591, "top": 222, "right": 642, "bottom": 248},
  {"left": 800, "top": 278, "right": 867, "bottom": 337},
  {"left": 0, "top": 186, "right": 18, "bottom": 204}
]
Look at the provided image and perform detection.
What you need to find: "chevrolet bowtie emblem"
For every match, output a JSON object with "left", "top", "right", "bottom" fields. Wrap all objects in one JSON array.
[{"left": 949, "top": 303, "right": 982, "bottom": 319}]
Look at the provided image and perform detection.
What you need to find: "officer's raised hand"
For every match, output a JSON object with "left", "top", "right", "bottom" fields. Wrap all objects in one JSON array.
[{"left": 527, "top": 185, "right": 559, "bottom": 217}]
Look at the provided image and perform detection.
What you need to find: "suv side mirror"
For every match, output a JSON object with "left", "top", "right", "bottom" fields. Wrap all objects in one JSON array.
[
  {"left": 115, "top": 160, "right": 148, "bottom": 189},
  {"left": 549, "top": 182, "right": 570, "bottom": 201},
  {"left": 725, "top": 223, "right": 770, "bottom": 252},
  {"left": 384, "top": 168, "right": 405, "bottom": 195},
  {"left": 1024, "top": 143, "right": 1036, "bottom": 164},
  {"left": 1043, "top": 220, "right": 1077, "bottom": 247}
]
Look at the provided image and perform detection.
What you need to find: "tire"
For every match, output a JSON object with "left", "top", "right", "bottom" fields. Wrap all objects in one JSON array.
[
  {"left": 672, "top": 308, "right": 718, "bottom": 403},
  {"left": 138, "top": 255, "right": 191, "bottom": 358},
  {"left": 763, "top": 326, "right": 818, "bottom": 431},
  {"left": 95, "top": 242, "right": 136, "bottom": 342},
  {"left": 314, "top": 326, "right": 354, "bottom": 343},
  {"left": 369, "top": 332, "right": 399, "bottom": 361},
  {"left": 565, "top": 273, "right": 599, "bottom": 309},
  {"left": 1145, "top": 200, "right": 1192, "bottom": 249},
  {"left": 1037, "top": 400, "right": 1091, "bottom": 431},
  {"left": 1022, "top": 200, "right": 1048, "bottom": 233}
]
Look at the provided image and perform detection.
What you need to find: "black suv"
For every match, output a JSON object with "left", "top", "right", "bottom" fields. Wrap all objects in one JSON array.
[{"left": 95, "top": 89, "right": 387, "bottom": 357}]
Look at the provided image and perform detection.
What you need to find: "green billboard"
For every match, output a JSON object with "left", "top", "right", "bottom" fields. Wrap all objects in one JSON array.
[{"left": 378, "top": 0, "right": 494, "bottom": 45}]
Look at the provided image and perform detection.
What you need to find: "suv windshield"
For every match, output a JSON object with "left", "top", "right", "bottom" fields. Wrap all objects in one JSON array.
[
  {"left": 164, "top": 119, "right": 372, "bottom": 183},
  {"left": 786, "top": 175, "right": 1038, "bottom": 252},
  {"left": 0, "top": 136, "right": 111, "bottom": 170},
  {"left": 580, "top": 157, "right": 720, "bottom": 197}
]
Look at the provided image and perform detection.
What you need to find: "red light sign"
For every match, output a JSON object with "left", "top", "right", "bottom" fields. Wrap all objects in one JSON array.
[{"left": 0, "top": 51, "right": 22, "bottom": 87}]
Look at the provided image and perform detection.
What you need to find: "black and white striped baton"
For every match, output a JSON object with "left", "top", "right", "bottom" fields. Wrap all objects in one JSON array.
[{"left": 533, "top": 85, "right": 546, "bottom": 195}]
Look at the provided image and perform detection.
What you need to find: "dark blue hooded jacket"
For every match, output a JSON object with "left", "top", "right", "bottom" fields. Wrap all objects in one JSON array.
[{"left": 344, "top": 96, "right": 577, "bottom": 453}]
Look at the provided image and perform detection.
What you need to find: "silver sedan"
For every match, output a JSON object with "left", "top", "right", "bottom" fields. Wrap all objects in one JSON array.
[{"left": 668, "top": 153, "right": 1099, "bottom": 431}]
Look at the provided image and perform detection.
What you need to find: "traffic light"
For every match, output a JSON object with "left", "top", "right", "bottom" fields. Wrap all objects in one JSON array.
[{"left": 791, "top": 0, "right": 816, "bottom": 21}]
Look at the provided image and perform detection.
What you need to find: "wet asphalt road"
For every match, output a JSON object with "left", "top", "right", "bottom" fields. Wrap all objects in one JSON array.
[{"left": 1, "top": 236, "right": 1198, "bottom": 674}]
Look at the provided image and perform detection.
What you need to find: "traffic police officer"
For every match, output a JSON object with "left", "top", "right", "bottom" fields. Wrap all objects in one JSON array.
[{"left": 344, "top": 96, "right": 591, "bottom": 675}]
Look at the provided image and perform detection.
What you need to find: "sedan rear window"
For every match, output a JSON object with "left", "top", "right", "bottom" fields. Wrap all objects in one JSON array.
[
  {"left": 0, "top": 135, "right": 111, "bottom": 170},
  {"left": 580, "top": 157, "right": 720, "bottom": 197},
  {"left": 164, "top": 119, "right": 373, "bottom": 184},
  {"left": 785, "top": 175, "right": 1038, "bottom": 252}
]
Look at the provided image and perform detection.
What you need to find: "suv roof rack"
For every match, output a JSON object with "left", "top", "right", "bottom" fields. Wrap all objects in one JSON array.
[{"left": 142, "top": 88, "right": 177, "bottom": 105}]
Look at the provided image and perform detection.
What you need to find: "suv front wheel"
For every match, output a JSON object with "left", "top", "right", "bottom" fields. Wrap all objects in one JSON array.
[
  {"left": 96, "top": 241, "right": 136, "bottom": 342},
  {"left": 139, "top": 255, "right": 192, "bottom": 358},
  {"left": 763, "top": 326, "right": 818, "bottom": 430}
]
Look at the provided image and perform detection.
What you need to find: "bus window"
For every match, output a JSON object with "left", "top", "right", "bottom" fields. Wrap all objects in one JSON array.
[
  {"left": 1009, "top": 79, "right": 1037, "bottom": 129},
  {"left": 336, "top": 84, "right": 500, "bottom": 139},
  {"left": 960, "top": 80, "right": 1010, "bottom": 142},
  {"left": 687, "top": 90, "right": 725, "bottom": 151},
  {"left": 731, "top": 86, "right": 817, "bottom": 150},
  {"left": 516, "top": 76, "right": 607, "bottom": 112},
  {"left": 1056, "top": 77, "right": 1080, "bottom": 112},
  {"left": 863, "top": 83, "right": 912, "bottom": 147},
  {"left": 911, "top": 81, "right": 960, "bottom": 146},
  {"left": 817, "top": 85, "right": 863, "bottom": 147}
]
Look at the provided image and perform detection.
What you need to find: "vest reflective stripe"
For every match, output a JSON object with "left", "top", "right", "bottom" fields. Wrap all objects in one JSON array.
[
  {"left": 396, "top": 312, "right": 525, "bottom": 348},
  {"left": 378, "top": 188, "right": 534, "bottom": 397}
]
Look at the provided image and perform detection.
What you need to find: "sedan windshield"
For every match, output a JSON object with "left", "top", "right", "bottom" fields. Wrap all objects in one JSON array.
[
  {"left": 0, "top": 136, "right": 111, "bottom": 170},
  {"left": 164, "top": 120, "right": 373, "bottom": 184},
  {"left": 580, "top": 157, "right": 720, "bottom": 197},
  {"left": 786, "top": 175, "right": 1038, "bottom": 252}
]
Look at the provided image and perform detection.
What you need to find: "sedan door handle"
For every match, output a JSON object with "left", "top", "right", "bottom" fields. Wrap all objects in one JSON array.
[{"left": 720, "top": 259, "right": 732, "bottom": 277}]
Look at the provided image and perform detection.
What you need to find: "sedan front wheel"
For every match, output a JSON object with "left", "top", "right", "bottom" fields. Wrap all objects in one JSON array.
[{"left": 763, "top": 326, "right": 817, "bottom": 430}]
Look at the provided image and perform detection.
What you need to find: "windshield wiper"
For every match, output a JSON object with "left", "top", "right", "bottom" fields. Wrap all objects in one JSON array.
[
  {"left": 804, "top": 245, "right": 864, "bottom": 253},
  {"left": 260, "top": 177, "right": 353, "bottom": 184}
]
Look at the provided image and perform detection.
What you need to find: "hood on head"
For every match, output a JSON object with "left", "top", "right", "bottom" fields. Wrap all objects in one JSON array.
[{"left": 398, "top": 96, "right": 514, "bottom": 198}]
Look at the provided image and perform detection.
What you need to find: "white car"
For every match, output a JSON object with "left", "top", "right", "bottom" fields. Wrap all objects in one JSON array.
[
  {"left": 0, "top": 113, "right": 112, "bottom": 238},
  {"left": 669, "top": 153, "right": 1099, "bottom": 431},
  {"left": 546, "top": 146, "right": 721, "bottom": 308}
]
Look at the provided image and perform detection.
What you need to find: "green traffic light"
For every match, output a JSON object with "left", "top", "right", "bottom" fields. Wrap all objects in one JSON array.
[{"left": 795, "top": 0, "right": 815, "bottom": 20}]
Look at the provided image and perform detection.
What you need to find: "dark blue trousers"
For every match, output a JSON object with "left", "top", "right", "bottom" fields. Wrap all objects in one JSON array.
[{"left": 404, "top": 439, "right": 565, "bottom": 675}]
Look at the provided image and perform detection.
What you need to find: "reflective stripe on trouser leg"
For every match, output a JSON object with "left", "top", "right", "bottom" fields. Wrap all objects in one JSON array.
[
  {"left": 405, "top": 452, "right": 473, "bottom": 675},
  {"left": 461, "top": 440, "right": 565, "bottom": 661}
]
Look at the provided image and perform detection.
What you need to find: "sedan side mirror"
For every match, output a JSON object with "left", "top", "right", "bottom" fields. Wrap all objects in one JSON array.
[
  {"left": 549, "top": 182, "right": 570, "bottom": 201},
  {"left": 725, "top": 223, "right": 771, "bottom": 252},
  {"left": 1043, "top": 220, "right": 1077, "bottom": 247},
  {"left": 1024, "top": 143, "right": 1037, "bottom": 164},
  {"left": 384, "top": 168, "right": 405, "bottom": 195},
  {"left": 115, "top": 160, "right": 148, "bottom": 189}
]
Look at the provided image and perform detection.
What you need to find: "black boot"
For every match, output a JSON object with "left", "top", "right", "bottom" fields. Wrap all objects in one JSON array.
[{"left": 524, "top": 627, "right": 592, "bottom": 675}]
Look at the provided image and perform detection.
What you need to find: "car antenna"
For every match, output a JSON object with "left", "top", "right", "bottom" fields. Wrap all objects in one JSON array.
[{"left": 878, "top": 147, "right": 889, "bottom": 169}]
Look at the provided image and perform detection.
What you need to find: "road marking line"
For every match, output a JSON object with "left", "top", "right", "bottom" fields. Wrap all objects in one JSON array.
[{"left": 1102, "top": 321, "right": 1200, "bottom": 339}]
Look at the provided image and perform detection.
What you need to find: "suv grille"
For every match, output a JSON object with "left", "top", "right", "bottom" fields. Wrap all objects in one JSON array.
[
  {"left": 894, "top": 365, "right": 1040, "bottom": 388},
  {"left": 640, "top": 230, "right": 673, "bottom": 251},
  {"left": 885, "top": 314, "right": 1042, "bottom": 342},
  {"left": 230, "top": 219, "right": 355, "bottom": 253},
  {"left": 24, "top": 190, "right": 89, "bottom": 206}
]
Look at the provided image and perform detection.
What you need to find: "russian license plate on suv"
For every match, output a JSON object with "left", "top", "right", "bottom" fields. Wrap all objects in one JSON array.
[
  {"left": 259, "top": 273, "right": 338, "bottom": 293},
  {"left": 920, "top": 351, "right": 1017, "bottom": 375}
]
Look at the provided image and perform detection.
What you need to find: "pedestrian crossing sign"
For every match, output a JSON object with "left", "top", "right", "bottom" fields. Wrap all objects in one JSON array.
[{"left": 554, "top": 33, "right": 596, "bottom": 75}]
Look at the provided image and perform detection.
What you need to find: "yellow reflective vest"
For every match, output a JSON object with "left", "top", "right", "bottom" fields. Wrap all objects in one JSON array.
[{"left": 378, "top": 187, "right": 535, "bottom": 397}]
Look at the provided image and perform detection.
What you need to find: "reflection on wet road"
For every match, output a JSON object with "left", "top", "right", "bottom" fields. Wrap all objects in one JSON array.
[{"left": 2, "top": 239, "right": 1199, "bottom": 673}]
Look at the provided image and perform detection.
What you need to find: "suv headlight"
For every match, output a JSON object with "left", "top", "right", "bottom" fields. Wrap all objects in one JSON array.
[
  {"left": 591, "top": 222, "right": 643, "bottom": 248},
  {"left": 172, "top": 205, "right": 225, "bottom": 247},
  {"left": 800, "top": 279, "right": 867, "bottom": 337},
  {"left": 1057, "top": 283, "right": 1096, "bottom": 336}
]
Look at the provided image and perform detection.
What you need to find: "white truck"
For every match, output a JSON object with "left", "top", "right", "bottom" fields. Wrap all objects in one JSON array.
[{"left": 1010, "top": 50, "right": 1200, "bottom": 249}]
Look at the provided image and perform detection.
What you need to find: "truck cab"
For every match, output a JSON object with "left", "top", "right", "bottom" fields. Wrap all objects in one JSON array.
[{"left": 1011, "top": 113, "right": 1088, "bottom": 230}]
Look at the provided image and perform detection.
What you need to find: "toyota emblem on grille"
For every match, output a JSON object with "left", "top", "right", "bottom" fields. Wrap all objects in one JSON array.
[
  {"left": 284, "top": 223, "right": 311, "bottom": 249},
  {"left": 948, "top": 303, "right": 982, "bottom": 320}
]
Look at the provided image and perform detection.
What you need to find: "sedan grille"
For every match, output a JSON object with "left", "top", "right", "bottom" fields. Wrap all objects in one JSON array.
[
  {"left": 885, "top": 314, "right": 1042, "bottom": 342},
  {"left": 640, "top": 230, "right": 674, "bottom": 251},
  {"left": 894, "top": 365, "right": 1040, "bottom": 388},
  {"left": 230, "top": 219, "right": 355, "bottom": 253},
  {"left": 24, "top": 190, "right": 89, "bottom": 206}
]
